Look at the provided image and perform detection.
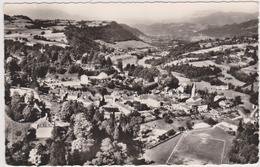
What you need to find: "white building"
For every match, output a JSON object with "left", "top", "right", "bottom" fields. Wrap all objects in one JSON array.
[{"left": 31, "top": 115, "right": 53, "bottom": 139}]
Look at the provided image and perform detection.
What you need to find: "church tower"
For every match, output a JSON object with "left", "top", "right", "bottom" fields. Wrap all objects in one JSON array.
[{"left": 191, "top": 83, "right": 196, "bottom": 98}]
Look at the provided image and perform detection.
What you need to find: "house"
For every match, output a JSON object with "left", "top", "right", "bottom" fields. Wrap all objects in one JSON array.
[
  {"left": 171, "top": 103, "right": 191, "bottom": 114},
  {"left": 31, "top": 115, "right": 54, "bottom": 139},
  {"left": 197, "top": 104, "right": 208, "bottom": 113},
  {"left": 214, "top": 85, "right": 229, "bottom": 90},
  {"left": 115, "top": 102, "right": 133, "bottom": 115},
  {"left": 219, "top": 100, "right": 233, "bottom": 109},
  {"left": 177, "top": 93, "right": 190, "bottom": 100},
  {"left": 52, "top": 114, "right": 70, "bottom": 127},
  {"left": 80, "top": 75, "right": 89, "bottom": 85},
  {"left": 214, "top": 95, "right": 225, "bottom": 102},
  {"left": 209, "top": 109, "right": 220, "bottom": 118},
  {"left": 91, "top": 72, "right": 109, "bottom": 80},
  {"left": 176, "top": 85, "right": 185, "bottom": 94}
]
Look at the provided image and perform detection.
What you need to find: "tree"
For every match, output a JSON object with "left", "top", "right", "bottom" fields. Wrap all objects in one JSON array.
[
  {"left": 26, "top": 128, "right": 36, "bottom": 141},
  {"left": 28, "top": 143, "right": 49, "bottom": 165},
  {"left": 49, "top": 140, "right": 66, "bottom": 165},
  {"left": 93, "top": 110, "right": 104, "bottom": 124},
  {"left": 163, "top": 114, "right": 173, "bottom": 124},
  {"left": 10, "top": 91, "right": 26, "bottom": 121},
  {"left": 87, "top": 138, "right": 128, "bottom": 165},
  {"left": 234, "top": 96, "right": 242, "bottom": 106},
  {"left": 106, "top": 57, "right": 113, "bottom": 66},
  {"left": 186, "top": 120, "right": 194, "bottom": 130},
  {"left": 59, "top": 100, "right": 85, "bottom": 122},
  {"left": 73, "top": 113, "right": 93, "bottom": 138},
  {"left": 113, "top": 125, "right": 122, "bottom": 141},
  {"left": 237, "top": 120, "right": 244, "bottom": 134},
  {"left": 203, "top": 116, "right": 218, "bottom": 126},
  {"left": 52, "top": 126, "right": 65, "bottom": 141},
  {"left": 7, "top": 58, "right": 20, "bottom": 74},
  {"left": 229, "top": 122, "right": 259, "bottom": 164},
  {"left": 7, "top": 139, "right": 30, "bottom": 165},
  {"left": 71, "top": 137, "right": 94, "bottom": 153},
  {"left": 5, "top": 81, "right": 11, "bottom": 104},
  {"left": 22, "top": 104, "right": 40, "bottom": 122},
  {"left": 117, "top": 59, "right": 123, "bottom": 71},
  {"left": 70, "top": 137, "right": 95, "bottom": 164},
  {"left": 166, "top": 74, "right": 179, "bottom": 89}
]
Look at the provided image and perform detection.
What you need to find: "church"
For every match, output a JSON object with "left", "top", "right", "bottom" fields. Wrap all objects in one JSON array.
[{"left": 186, "top": 83, "right": 202, "bottom": 106}]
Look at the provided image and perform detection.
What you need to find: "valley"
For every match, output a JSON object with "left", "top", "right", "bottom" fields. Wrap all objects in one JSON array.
[{"left": 4, "top": 8, "right": 259, "bottom": 166}]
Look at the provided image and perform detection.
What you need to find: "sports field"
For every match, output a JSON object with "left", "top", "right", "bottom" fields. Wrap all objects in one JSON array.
[
  {"left": 144, "top": 126, "right": 234, "bottom": 165},
  {"left": 167, "top": 132, "right": 225, "bottom": 165}
]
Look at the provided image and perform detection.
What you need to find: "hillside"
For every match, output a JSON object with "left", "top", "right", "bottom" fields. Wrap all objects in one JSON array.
[
  {"left": 4, "top": 14, "right": 34, "bottom": 31},
  {"left": 191, "top": 12, "right": 258, "bottom": 26},
  {"left": 65, "top": 21, "right": 140, "bottom": 43},
  {"left": 64, "top": 21, "right": 143, "bottom": 54},
  {"left": 135, "top": 12, "right": 258, "bottom": 40},
  {"left": 120, "top": 24, "right": 147, "bottom": 38},
  {"left": 200, "top": 19, "right": 258, "bottom": 38}
]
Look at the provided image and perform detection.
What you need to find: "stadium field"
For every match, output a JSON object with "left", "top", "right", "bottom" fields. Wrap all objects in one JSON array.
[{"left": 166, "top": 132, "right": 225, "bottom": 165}]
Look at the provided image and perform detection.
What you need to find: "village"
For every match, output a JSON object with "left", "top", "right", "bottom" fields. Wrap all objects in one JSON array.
[{"left": 4, "top": 7, "right": 259, "bottom": 166}]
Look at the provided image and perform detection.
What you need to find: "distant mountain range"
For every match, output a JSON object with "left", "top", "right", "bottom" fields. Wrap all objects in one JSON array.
[
  {"left": 190, "top": 12, "right": 258, "bottom": 26},
  {"left": 4, "top": 12, "right": 259, "bottom": 43},
  {"left": 135, "top": 12, "right": 258, "bottom": 40},
  {"left": 200, "top": 19, "right": 258, "bottom": 38}
]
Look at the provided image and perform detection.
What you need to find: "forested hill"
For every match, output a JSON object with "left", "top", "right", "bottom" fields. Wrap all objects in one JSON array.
[
  {"left": 65, "top": 21, "right": 140, "bottom": 44},
  {"left": 64, "top": 21, "right": 142, "bottom": 54},
  {"left": 120, "top": 23, "right": 147, "bottom": 38},
  {"left": 199, "top": 19, "right": 258, "bottom": 38}
]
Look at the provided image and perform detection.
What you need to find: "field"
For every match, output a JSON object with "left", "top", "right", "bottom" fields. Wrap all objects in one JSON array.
[
  {"left": 143, "top": 134, "right": 182, "bottom": 164},
  {"left": 96, "top": 39, "right": 151, "bottom": 50},
  {"left": 183, "top": 43, "right": 256, "bottom": 55},
  {"left": 114, "top": 40, "right": 151, "bottom": 49},
  {"left": 5, "top": 29, "right": 68, "bottom": 48},
  {"left": 143, "top": 126, "right": 234, "bottom": 165},
  {"left": 167, "top": 132, "right": 225, "bottom": 165},
  {"left": 242, "top": 64, "right": 258, "bottom": 75}
]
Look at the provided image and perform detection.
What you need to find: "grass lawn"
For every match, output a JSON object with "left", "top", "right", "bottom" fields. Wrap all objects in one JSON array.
[
  {"left": 167, "top": 132, "right": 224, "bottom": 165},
  {"left": 115, "top": 40, "right": 151, "bottom": 49},
  {"left": 144, "top": 126, "right": 234, "bottom": 165},
  {"left": 167, "top": 127, "right": 235, "bottom": 165},
  {"left": 242, "top": 64, "right": 258, "bottom": 75},
  {"left": 143, "top": 134, "right": 181, "bottom": 164},
  {"left": 142, "top": 117, "right": 196, "bottom": 132}
]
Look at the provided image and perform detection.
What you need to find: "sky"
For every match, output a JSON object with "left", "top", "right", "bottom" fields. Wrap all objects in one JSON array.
[{"left": 4, "top": 2, "right": 259, "bottom": 25}]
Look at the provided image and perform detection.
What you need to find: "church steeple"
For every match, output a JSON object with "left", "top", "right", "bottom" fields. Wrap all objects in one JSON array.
[{"left": 191, "top": 83, "right": 196, "bottom": 98}]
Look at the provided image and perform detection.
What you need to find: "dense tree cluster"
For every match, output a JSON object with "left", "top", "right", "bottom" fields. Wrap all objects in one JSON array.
[
  {"left": 125, "top": 64, "right": 160, "bottom": 82},
  {"left": 85, "top": 138, "right": 128, "bottom": 165},
  {"left": 46, "top": 100, "right": 143, "bottom": 165},
  {"left": 7, "top": 91, "right": 44, "bottom": 122},
  {"left": 229, "top": 121, "right": 259, "bottom": 164},
  {"left": 228, "top": 66, "right": 258, "bottom": 84},
  {"left": 159, "top": 72, "right": 179, "bottom": 89},
  {"left": 166, "top": 64, "right": 221, "bottom": 79},
  {"left": 169, "top": 41, "right": 201, "bottom": 59}
]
